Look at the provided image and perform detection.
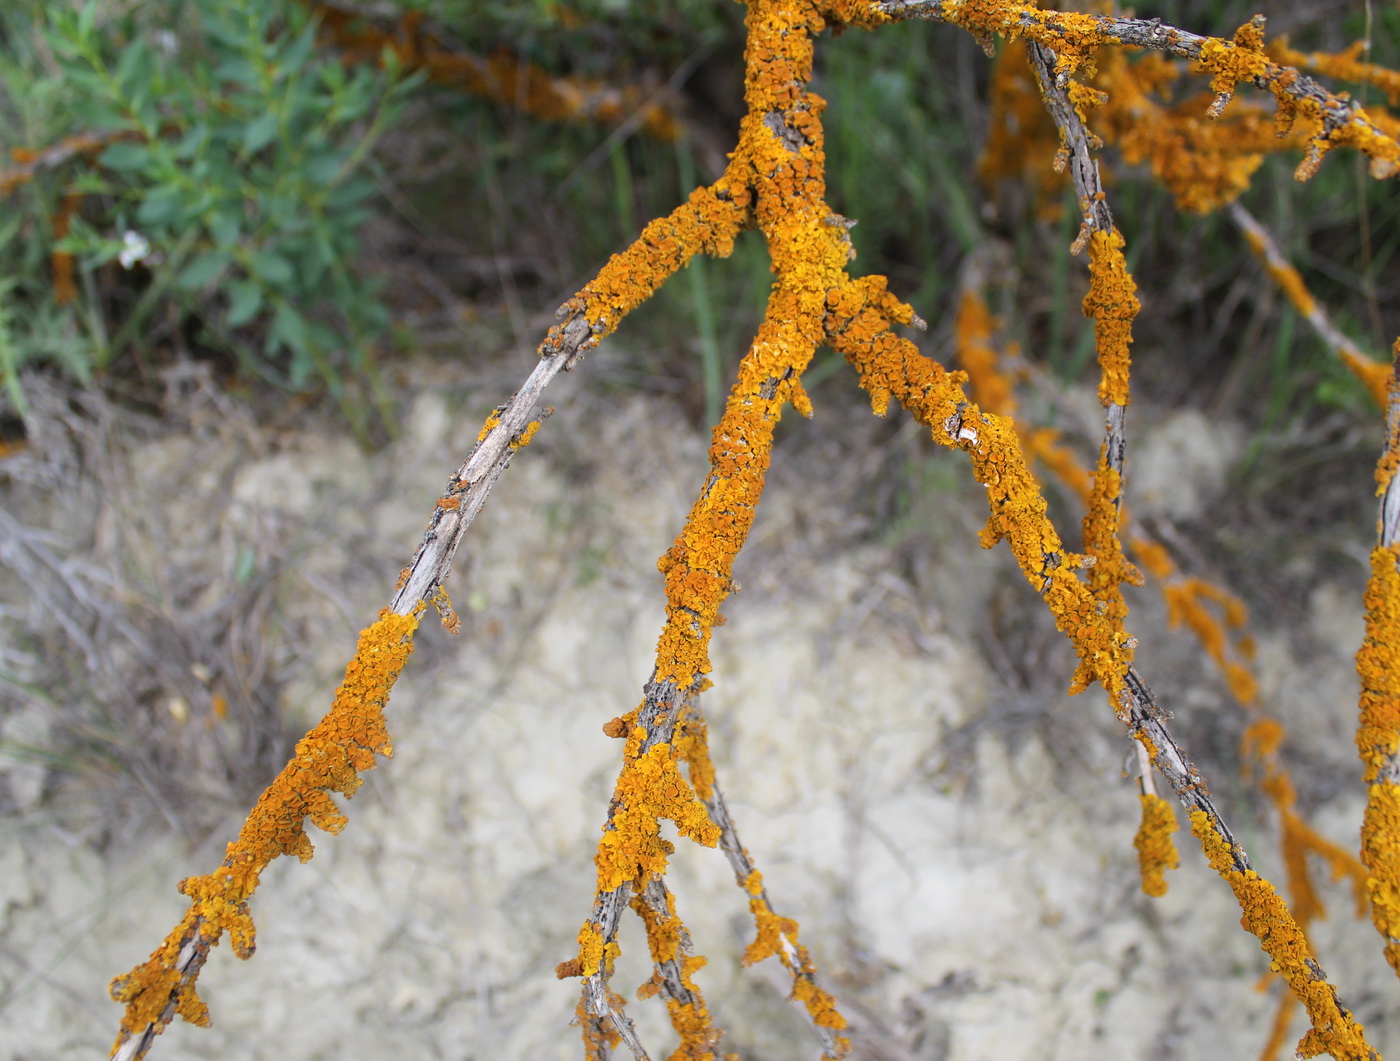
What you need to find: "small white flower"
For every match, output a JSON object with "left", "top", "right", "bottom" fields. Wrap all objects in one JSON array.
[
  {"left": 154, "top": 30, "right": 178, "bottom": 57},
  {"left": 119, "top": 230, "right": 151, "bottom": 269}
]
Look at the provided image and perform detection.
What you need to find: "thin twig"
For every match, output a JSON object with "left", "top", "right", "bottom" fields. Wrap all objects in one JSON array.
[{"left": 874, "top": 1, "right": 1400, "bottom": 180}]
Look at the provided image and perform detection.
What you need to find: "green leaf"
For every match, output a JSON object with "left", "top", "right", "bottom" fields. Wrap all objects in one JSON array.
[
  {"left": 248, "top": 249, "right": 293, "bottom": 287},
  {"left": 214, "top": 57, "right": 259, "bottom": 88},
  {"left": 176, "top": 250, "right": 232, "bottom": 290},
  {"left": 114, "top": 39, "right": 153, "bottom": 101},
  {"left": 270, "top": 301, "right": 309, "bottom": 359},
  {"left": 305, "top": 151, "right": 343, "bottom": 186},
  {"left": 226, "top": 280, "right": 263, "bottom": 327},
  {"left": 136, "top": 186, "right": 185, "bottom": 226},
  {"left": 173, "top": 124, "right": 207, "bottom": 160},
  {"left": 242, "top": 110, "right": 279, "bottom": 154},
  {"left": 206, "top": 208, "right": 241, "bottom": 248},
  {"left": 98, "top": 140, "right": 150, "bottom": 172},
  {"left": 279, "top": 19, "right": 317, "bottom": 79}
]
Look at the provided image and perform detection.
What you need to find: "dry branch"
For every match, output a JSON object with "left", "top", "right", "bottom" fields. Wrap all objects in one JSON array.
[
  {"left": 108, "top": 4, "right": 1400, "bottom": 1060},
  {"left": 1358, "top": 343, "right": 1400, "bottom": 978}
]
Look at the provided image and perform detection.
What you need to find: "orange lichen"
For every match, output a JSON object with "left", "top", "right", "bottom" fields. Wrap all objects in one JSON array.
[
  {"left": 429, "top": 585, "right": 460, "bottom": 633},
  {"left": 109, "top": 608, "right": 419, "bottom": 1051},
  {"left": 1358, "top": 540, "right": 1400, "bottom": 973},
  {"left": 629, "top": 884, "right": 726, "bottom": 1057},
  {"left": 51, "top": 192, "right": 82, "bottom": 306},
  {"left": 1188, "top": 808, "right": 1374, "bottom": 1060},
  {"left": 1163, "top": 578, "right": 1259, "bottom": 706},
  {"left": 310, "top": 3, "right": 682, "bottom": 140},
  {"left": 1082, "top": 227, "right": 1139, "bottom": 409},
  {"left": 594, "top": 740, "right": 720, "bottom": 894},
  {"left": 1344, "top": 350, "right": 1394, "bottom": 411},
  {"left": 1271, "top": 39, "right": 1400, "bottom": 109},
  {"left": 1240, "top": 223, "right": 1316, "bottom": 318},
  {"left": 1133, "top": 792, "right": 1181, "bottom": 897}
]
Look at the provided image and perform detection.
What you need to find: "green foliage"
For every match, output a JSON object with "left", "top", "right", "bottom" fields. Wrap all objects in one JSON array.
[{"left": 0, "top": 0, "right": 417, "bottom": 423}]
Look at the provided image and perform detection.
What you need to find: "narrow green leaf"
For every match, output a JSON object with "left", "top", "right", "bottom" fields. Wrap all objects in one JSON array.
[
  {"left": 248, "top": 249, "right": 293, "bottom": 287},
  {"left": 226, "top": 281, "right": 263, "bottom": 327},
  {"left": 243, "top": 110, "right": 279, "bottom": 155},
  {"left": 98, "top": 141, "right": 150, "bottom": 172},
  {"left": 176, "top": 250, "right": 232, "bottom": 290}
]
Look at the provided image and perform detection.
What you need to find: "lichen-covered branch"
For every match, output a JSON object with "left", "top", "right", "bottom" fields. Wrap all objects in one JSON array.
[
  {"left": 109, "top": 608, "right": 420, "bottom": 1060},
  {"left": 676, "top": 697, "right": 848, "bottom": 1055},
  {"left": 1357, "top": 341, "right": 1400, "bottom": 978},
  {"left": 109, "top": 118, "right": 749, "bottom": 1061},
  {"left": 1026, "top": 38, "right": 1142, "bottom": 671},
  {"left": 1228, "top": 201, "right": 1392, "bottom": 408},
  {"left": 308, "top": 1, "right": 684, "bottom": 140},
  {"left": 829, "top": 280, "right": 1376, "bottom": 1057},
  {"left": 873, "top": 2, "right": 1400, "bottom": 180}
]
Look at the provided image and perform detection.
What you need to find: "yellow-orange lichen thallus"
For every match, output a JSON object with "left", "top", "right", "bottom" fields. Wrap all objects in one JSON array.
[
  {"left": 568, "top": 2, "right": 904, "bottom": 1056},
  {"left": 1358, "top": 345, "right": 1400, "bottom": 978},
  {"left": 109, "top": 608, "right": 420, "bottom": 1052}
]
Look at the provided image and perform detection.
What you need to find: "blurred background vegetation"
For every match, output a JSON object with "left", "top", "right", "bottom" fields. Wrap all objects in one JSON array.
[
  {"left": 0, "top": 0, "right": 1397, "bottom": 834},
  {"left": 1, "top": 0, "right": 1395, "bottom": 436}
]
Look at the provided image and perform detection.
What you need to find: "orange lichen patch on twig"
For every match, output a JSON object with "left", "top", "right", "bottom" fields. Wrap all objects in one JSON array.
[
  {"left": 831, "top": 279, "right": 1134, "bottom": 703},
  {"left": 978, "top": 39, "right": 1067, "bottom": 217},
  {"left": 1271, "top": 39, "right": 1400, "bottom": 109},
  {"left": 561, "top": 183, "right": 748, "bottom": 354},
  {"left": 1162, "top": 576, "right": 1258, "bottom": 706},
  {"left": 594, "top": 734, "right": 720, "bottom": 894},
  {"left": 1189, "top": 808, "right": 1374, "bottom": 1061},
  {"left": 1187, "top": 15, "right": 1397, "bottom": 182},
  {"left": 1133, "top": 792, "right": 1180, "bottom": 898},
  {"left": 673, "top": 698, "right": 849, "bottom": 1055},
  {"left": 920, "top": 4, "right": 1400, "bottom": 208},
  {"left": 630, "top": 881, "right": 725, "bottom": 1058},
  {"left": 741, "top": 871, "right": 848, "bottom": 1035},
  {"left": 1228, "top": 201, "right": 1391, "bottom": 409},
  {"left": 51, "top": 191, "right": 82, "bottom": 306},
  {"left": 108, "top": 608, "right": 419, "bottom": 1055},
  {"left": 831, "top": 274, "right": 1376, "bottom": 1057},
  {"left": 309, "top": 2, "right": 681, "bottom": 140},
  {"left": 1357, "top": 351, "right": 1400, "bottom": 975},
  {"left": 574, "top": 5, "right": 858, "bottom": 1052},
  {"left": 1081, "top": 228, "right": 1136, "bottom": 410},
  {"left": 1141, "top": 528, "right": 1367, "bottom": 1057}
]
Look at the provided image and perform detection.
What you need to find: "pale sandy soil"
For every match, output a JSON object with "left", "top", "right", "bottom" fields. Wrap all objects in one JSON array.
[{"left": 0, "top": 341, "right": 1396, "bottom": 1061}]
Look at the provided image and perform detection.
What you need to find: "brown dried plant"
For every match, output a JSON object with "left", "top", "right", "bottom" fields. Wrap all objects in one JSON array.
[{"left": 107, "top": 3, "right": 1400, "bottom": 1060}]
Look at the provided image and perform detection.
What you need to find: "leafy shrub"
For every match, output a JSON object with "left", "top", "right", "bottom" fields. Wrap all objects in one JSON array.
[{"left": 0, "top": 0, "right": 416, "bottom": 424}]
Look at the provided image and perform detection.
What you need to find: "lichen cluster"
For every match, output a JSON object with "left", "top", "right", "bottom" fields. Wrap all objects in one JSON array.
[
  {"left": 108, "top": 4, "right": 1400, "bottom": 1060},
  {"left": 309, "top": 2, "right": 682, "bottom": 140},
  {"left": 1359, "top": 350, "right": 1400, "bottom": 980},
  {"left": 109, "top": 608, "right": 419, "bottom": 1053}
]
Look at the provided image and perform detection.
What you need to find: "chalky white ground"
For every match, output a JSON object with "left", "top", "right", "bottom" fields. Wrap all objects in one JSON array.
[{"left": 1, "top": 350, "right": 1395, "bottom": 1060}]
